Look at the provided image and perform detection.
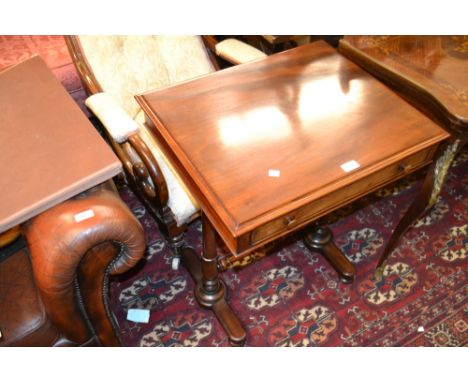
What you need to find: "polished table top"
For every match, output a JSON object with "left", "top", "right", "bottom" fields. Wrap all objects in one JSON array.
[
  {"left": 0, "top": 56, "right": 121, "bottom": 232},
  {"left": 137, "top": 41, "right": 448, "bottom": 254},
  {"left": 339, "top": 36, "right": 468, "bottom": 128}
]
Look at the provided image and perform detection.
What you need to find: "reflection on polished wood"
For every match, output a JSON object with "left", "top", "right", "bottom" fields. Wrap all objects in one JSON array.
[
  {"left": 137, "top": 42, "right": 448, "bottom": 255},
  {"left": 340, "top": 36, "right": 468, "bottom": 131},
  {"left": 137, "top": 41, "right": 449, "bottom": 344},
  {"left": 339, "top": 36, "right": 467, "bottom": 270}
]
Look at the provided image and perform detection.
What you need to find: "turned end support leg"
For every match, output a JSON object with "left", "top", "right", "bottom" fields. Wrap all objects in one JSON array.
[
  {"left": 182, "top": 214, "right": 246, "bottom": 346},
  {"left": 304, "top": 225, "right": 356, "bottom": 283}
]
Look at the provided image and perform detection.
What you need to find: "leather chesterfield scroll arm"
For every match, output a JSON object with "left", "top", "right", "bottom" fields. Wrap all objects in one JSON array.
[{"left": 22, "top": 182, "right": 146, "bottom": 346}]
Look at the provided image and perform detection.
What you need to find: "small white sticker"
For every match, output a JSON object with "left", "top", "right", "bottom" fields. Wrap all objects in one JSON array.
[
  {"left": 74, "top": 209, "right": 95, "bottom": 222},
  {"left": 127, "top": 309, "right": 150, "bottom": 323},
  {"left": 268, "top": 169, "right": 281, "bottom": 177},
  {"left": 340, "top": 160, "right": 360, "bottom": 173},
  {"left": 417, "top": 326, "right": 425, "bottom": 333}
]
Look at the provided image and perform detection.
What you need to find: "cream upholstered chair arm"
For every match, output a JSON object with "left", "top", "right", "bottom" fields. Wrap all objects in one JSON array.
[
  {"left": 85, "top": 92, "right": 140, "bottom": 143},
  {"left": 215, "top": 38, "right": 267, "bottom": 65},
  {"left": 86, "top": 92, "right": 171, "bottom": 209}
]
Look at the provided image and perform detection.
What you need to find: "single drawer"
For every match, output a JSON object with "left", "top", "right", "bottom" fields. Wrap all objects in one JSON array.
[{"left": 250, "top": 146, "right": 435, "bottom": 246}]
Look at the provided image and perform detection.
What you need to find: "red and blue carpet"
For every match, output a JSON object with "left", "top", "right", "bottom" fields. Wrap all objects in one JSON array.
[
  {"left": 111, "top": 148, "right": 468, "bottom": 347},
  {"left": 1, "top": 35, "right": 465, "bottom": 347}
]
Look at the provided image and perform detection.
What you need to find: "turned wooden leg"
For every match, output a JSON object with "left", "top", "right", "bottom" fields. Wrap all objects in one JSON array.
[
  {"left": 168, "top": 232, "right": 185, "bottom": 270},
  {"left": 181, "top": 214, "right": 246, "bottom": 346},
  {"left": 304, "top": 225, "right": 356, "bottom": 283},
  {"left": 376, "top": 139, "right": 461, "bottom": 273}
]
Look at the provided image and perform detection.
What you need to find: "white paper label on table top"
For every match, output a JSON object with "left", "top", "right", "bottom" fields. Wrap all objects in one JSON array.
[
  {"left": 74, "top": 209, "right": 95, "bottom": 222},
  {"left": 340, "top": 160, "right": 360, "bottom": 173},
  {"left": 268, "top": 169, "right": 281, "bottom": 177}
]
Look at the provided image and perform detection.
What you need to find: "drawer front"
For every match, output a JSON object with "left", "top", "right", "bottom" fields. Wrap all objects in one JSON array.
[{"left": 250, "top": 146, "right": 435, "bottom": 246}]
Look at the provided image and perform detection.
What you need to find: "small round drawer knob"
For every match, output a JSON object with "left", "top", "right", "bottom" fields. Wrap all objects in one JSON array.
[
  {"left": 399, "top": 163, "right": 410, "bottom": 173},
  {"left": 283, "top": 215, "right": 296, "bottom": 227}
]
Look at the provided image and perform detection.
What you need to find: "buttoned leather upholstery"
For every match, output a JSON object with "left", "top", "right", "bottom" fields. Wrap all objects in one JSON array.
[{"left": 0, "top": 182, "right": 146, "bottom": 346}]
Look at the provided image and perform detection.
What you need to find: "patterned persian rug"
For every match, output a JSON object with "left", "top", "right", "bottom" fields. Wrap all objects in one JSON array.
[
  {"left": 2, "top": 35, "right": 465, "bottom": 349},
  {"left": 111, "top": 147, "right": 467, "bottom": 347}
]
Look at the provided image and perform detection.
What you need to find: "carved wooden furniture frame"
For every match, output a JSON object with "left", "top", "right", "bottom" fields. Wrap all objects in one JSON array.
[
  {"left": 65, "top": 36, "right": 263, "bottom": 265},
  {"left": 66, "top": 36, "right": 200, "bottom": 256}
]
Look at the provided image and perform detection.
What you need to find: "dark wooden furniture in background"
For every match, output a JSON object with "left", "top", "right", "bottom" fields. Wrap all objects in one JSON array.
[
  {"left": 257, "top": 35, "right": 299, "bottom": 53},
  {"left": 136, "top": 41, "right": 449, "bottom": 344},
  {"left": 241, "top": 35, "right": 307, "bottom": 54},
  {"left": 339, "top": 36, "right": 468, "bottom": 271},
  {"left": 238, "top": 35, "right": 342, "bottom": 55},
  {"left": 0, "top": 56, "right": 146, "bottom": 346}
]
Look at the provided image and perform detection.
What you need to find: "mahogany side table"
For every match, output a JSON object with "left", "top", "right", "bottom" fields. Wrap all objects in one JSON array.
[{"left": 136, "top": 41, "right": 449, "bottom": 345}]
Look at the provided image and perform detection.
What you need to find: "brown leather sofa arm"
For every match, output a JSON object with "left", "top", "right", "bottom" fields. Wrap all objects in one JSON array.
[{"left": 22, "top": 182, "right": 146, "bottom": 346}]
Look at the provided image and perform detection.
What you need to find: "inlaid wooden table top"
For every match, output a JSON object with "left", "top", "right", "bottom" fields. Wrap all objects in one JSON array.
[
  {"left": 137, "top": 41, "right": 449, "bottom": 255},
  {"left": 339, "top": 36, "right": 468, "bottom": 128},
  {"left": 0, "top": 56, "right": 121, "bottom": 232}
]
